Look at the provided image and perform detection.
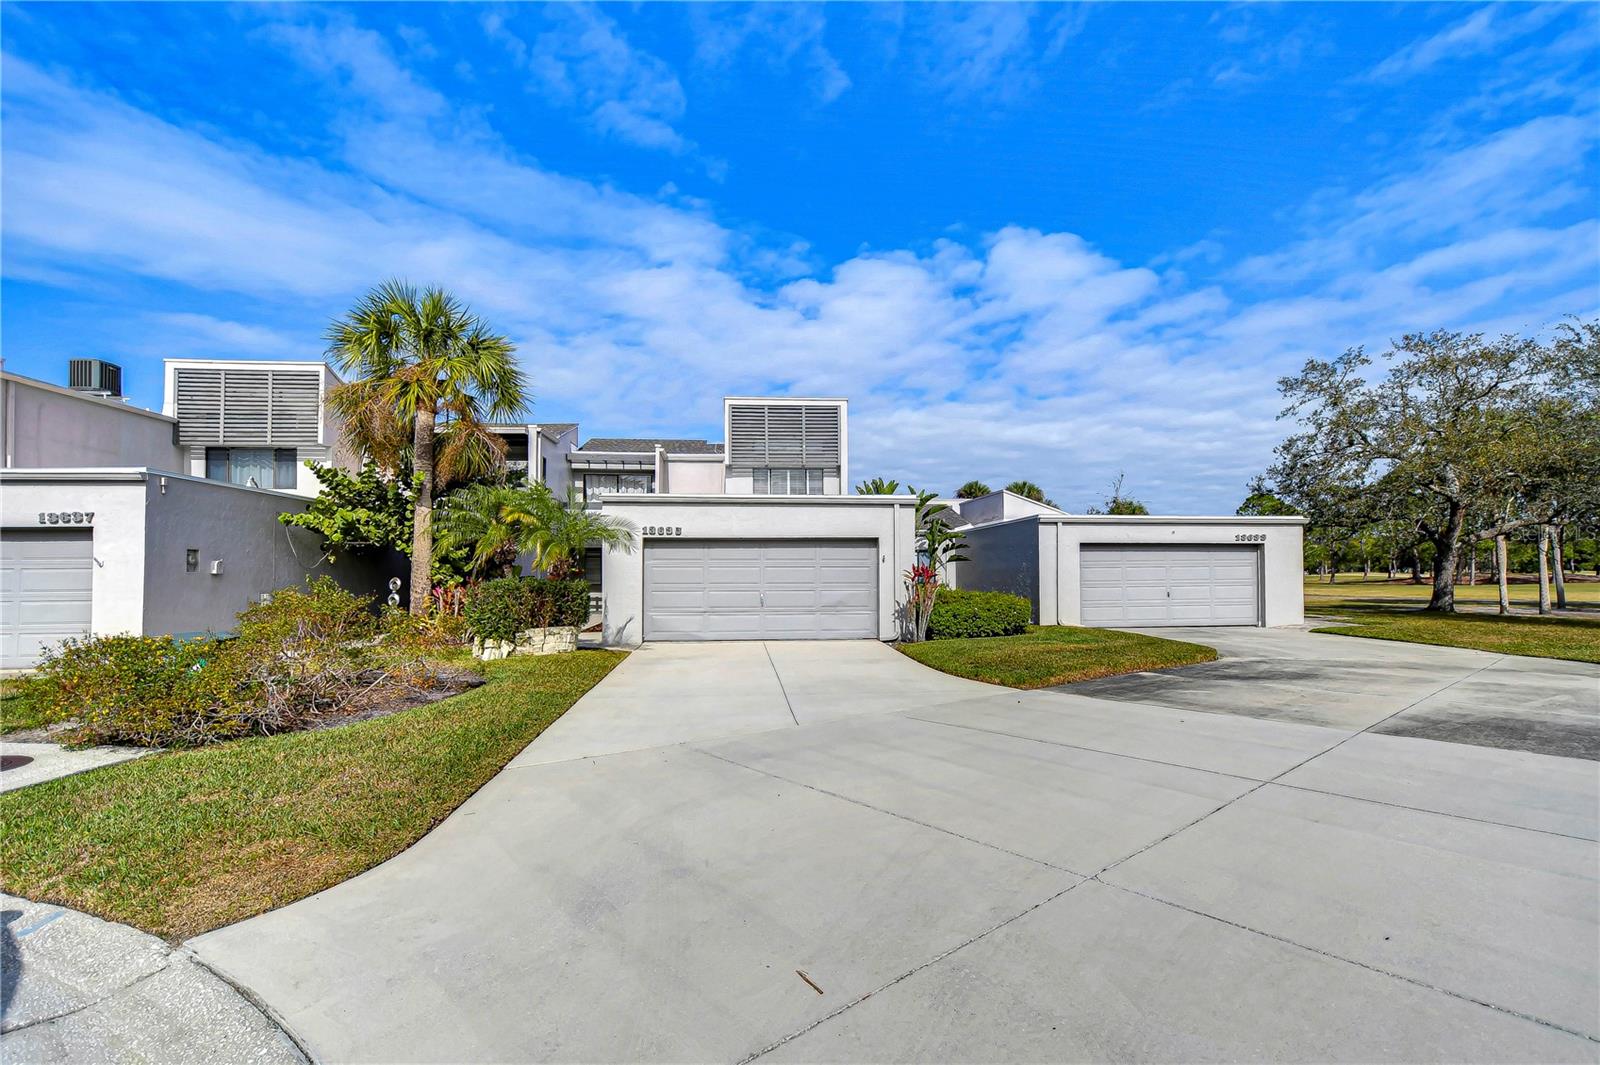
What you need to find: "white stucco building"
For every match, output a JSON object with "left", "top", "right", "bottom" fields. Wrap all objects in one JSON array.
[{"left": 1, "top": 355, "right": 1304, "bottom": 666}]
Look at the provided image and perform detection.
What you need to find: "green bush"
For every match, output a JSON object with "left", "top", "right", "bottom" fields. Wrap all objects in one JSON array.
[
  {"left": 927, "top": 588, "right": 1032, "bottom": 640},
  {"left": 36, "top": 635, "right": 245, "bottom": 747},
  {"left": 462, "top": 578, "right": 590, "bottom": 641}
]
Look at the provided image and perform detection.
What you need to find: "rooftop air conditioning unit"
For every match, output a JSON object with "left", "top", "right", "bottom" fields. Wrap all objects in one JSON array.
[{"left": 68, "top": 358, "right": 123, "bottom": 397}]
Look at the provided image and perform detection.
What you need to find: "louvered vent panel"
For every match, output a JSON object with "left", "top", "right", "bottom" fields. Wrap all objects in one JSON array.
[
  {"left": 728, "top": 404, "right": 770, "bottom": 465},
  {"left": 801, "top": 406, "right": 840, "bottom": 465},
  {"left": 222, "top": 371, "right": 272, "bottom": 443},
  {"left": 174, "top": 369, "right": 223, "bottom": 444},
  {"left": 175, "top": 367, "right": 321, "bottom": 445},
  {"left": 727, "top": 402, "right": 842, "bottom": 467},
  {"left": 271, "top": 371, "right": 323, "bottom": 443}
]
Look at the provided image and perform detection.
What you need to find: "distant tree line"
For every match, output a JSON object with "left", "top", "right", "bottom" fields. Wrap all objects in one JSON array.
[{"left": 1247, "top": 320, "right": 1600, "bottom": 614}]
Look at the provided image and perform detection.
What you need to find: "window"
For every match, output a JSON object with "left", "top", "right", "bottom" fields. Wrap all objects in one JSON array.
[
  {"left": 753, "top": 468, "right": 825, "bottom": 495},
  {"left": 205, "top": 447, "right": 298, "bottom": 489},
  {"left": 582, "top": 471, "right": 654, "bottom": 500}
]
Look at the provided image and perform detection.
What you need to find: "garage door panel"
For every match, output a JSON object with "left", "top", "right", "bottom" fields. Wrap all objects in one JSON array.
[
  {"left": 2, "top": 530, "right": 94, "bottom": 669},
  {"left": 645, "top": 539, "right": 877, "bottom": 641},
  {"left": 1079, "top": 544, "right": 1260, "bottom": 628}
]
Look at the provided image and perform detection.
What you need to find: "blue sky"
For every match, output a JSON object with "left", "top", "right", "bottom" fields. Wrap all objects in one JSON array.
[{"left": 3, "top": 3, "right": 1596, "bottom": 511}]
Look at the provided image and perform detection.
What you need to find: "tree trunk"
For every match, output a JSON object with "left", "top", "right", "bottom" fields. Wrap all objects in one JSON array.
[
  {"left": 1495, "top": 535, "right": 1510, "bottom": 615},
  {"left": 1551, "top": 523, "right": 1568, "bottom": 610},
  {"left": 1468, "top": 546, "right": 1476, "bottom": 586},
  {"left": 1362, "top": 555, "right": 1370, "bottom": 578},
  {"left": 1537, "top": 525, "right": 1552, "bottom": 616},
  {"left": 409, "top": 406, "right": 435, "bottom": 614},
  {"left": 1387, "top": 556, "right": 1396, "bottom": 580},
  {"left": 1410, "top": 548, "right": 1423, "bottom": 583},
  {"left": 1426, "top": 503, "right": 1465, "bottom": 612}
]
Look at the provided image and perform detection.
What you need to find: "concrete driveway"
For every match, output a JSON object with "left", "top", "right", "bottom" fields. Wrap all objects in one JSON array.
[
  {"left": 1069, "top": 626, "right": 1600, "bottom": 759},
  {"left": 191, "top": 639, "right": 1600, "bottom": 1063}
]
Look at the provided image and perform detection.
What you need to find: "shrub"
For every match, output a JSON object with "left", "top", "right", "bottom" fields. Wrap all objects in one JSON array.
[
  {"left": 927, "top": 588, "right": 1031, "bottom": 640},
  {"left": 381, "top": 605, "right": 472, "bottom": 653},
  {"left": 462, "top": 578, "right": 590, "bottom": 641},
  {"left": 36, "top": 635, "right": 246, "bottom": 747}
]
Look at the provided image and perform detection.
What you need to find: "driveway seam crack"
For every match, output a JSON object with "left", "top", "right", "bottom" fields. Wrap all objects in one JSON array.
[
  {"left": 0, "top": 958, "right": 172, "bottom": 1035},
  {"left": 737, "top": 878, "right": 1091, "bottom": 1064},
  {"left": 762, "top": 643, "right": 801, "bottom": 727},
  {"left": 695, "top": 748, "right": 1084, "bottom": 876},
  {"left": 1094, "top": 879, "right": 1600, "bottom": 1045}
]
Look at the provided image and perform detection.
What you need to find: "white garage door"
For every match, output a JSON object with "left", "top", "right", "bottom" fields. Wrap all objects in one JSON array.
[
  {"left": 1080, "top": 545, "right": 1259, "bottom": 627},
  {"left": 645, "top": 539, "right": 877, "bottom": 641},
  {"left": 1, "top": 530, "right": 94, "bottom": 669}
]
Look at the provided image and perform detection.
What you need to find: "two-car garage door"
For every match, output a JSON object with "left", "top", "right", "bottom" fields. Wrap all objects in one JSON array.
[
  {"left": 645, "top": 539, "right": 877, "bottom": 641},
  {"left": 1, "top": 530, "right": 94, "bottom": 669},
  {"left": 1080, "top": 545, "right": 1260, "bottom": 627}
]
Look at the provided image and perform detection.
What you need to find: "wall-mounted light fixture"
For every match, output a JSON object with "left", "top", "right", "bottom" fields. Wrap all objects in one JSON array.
[
  {"left": 210, "top": 560, "right": 224, "bottom": 576},
  {"left": 186, "top": 548, "right": 199, "bottom": 572}
]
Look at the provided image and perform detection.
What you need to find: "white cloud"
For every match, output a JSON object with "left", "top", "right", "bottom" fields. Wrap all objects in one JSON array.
[
  {"left": 485, "top": 5, "right": 694, "bottom": 155},
  {"left": 691, "top": 4, "right": 850, "bottom": 105},
  {"left": 1362, "top": 3, "right": 1566, "bottom": 82},
  {"left": 2, "top": 19, "right": 1594, "bottom": 514}
]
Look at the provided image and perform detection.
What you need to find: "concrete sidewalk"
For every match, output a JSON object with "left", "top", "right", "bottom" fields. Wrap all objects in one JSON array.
[
  {"left": 0, "top": 893, "right": 305, "bottom": 1064},
  {"left": 189, "top": 637, "right": 1600, "bottom": 1063}
]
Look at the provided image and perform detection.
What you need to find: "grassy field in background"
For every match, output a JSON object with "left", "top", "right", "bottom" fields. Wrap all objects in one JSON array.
[
  {"left": 901, "top": 625, "right": 1217, "bottom": 689},
  {"left": 1311, "top": 605, "right": 1600, "bottom": 663},
  {"left": 1305, "top": 573, "right": 1600, "bottom": 608},
  {"left": 0, "top": 649, "right": 624, "bottom": 940}
]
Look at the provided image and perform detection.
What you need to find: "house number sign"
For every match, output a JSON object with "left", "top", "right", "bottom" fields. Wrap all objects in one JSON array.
[
  {"left": 644, "top": 526, "right": 684, "bottom": 537},
  {"left": 38, "top": 511, "right": 93, "bottom": 525},
  {"left": 1234, "top": 533, "right": 1266, "bottom": 542}
]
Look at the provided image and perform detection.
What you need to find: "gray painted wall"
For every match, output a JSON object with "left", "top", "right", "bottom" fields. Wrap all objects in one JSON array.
[
  {"left": 141, "top": 475, "right": 396, "bottom": 637},
  {"left": 953, "top": 517, "right": 1042, "bottom": 620},
  {"left": 2, "top": 374, "right": 183, "bottom": 471}
]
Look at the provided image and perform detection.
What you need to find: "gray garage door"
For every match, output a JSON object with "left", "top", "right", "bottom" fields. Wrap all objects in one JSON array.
[
  {"left": 1, "top": 530, "right": 94, "bottom": 669},
  {"left": 1080, "top": 545, "right": 1259, "bottom": 627},
  {"left": 645, "top": 539, "right": 877, "bottom": 641}
]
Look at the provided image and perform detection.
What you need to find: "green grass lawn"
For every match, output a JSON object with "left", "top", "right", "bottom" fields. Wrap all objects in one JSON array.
[
  {"left": 1, "top": 675, "right": 55, "bottom": 734},
  {"left": 1311, "top": 604, "right": 1600, "bottom": 663},
  {"left": 1305, "top": 573, "right": 1600, "bottom": 608},
  {"left": 0, "top": 649, "right": 623, "bottom": 941},
  {"left": 901, "top": 625, "right": 1218, "bottom": 689}
]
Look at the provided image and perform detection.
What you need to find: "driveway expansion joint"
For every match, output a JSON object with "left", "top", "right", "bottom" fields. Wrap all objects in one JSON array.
[{"left": 762, "top": 642, "right": 801, "bottom": 727}]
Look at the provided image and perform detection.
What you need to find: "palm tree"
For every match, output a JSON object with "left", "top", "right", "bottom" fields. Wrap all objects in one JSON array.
[
  {"left": 534, "top": 487, "right": 637, "bottom": 580},
  {"left": 435, "top": 483, "right": 544, "bottom": 579},
  {"left": 327, "top": 281, "right": 527, "bottom": 612},
  {"left": 1005, "top": 479, "right": 1052, "bottom": 505},
  {"left": 955, "top": 480, "right": 991, "bottom": 499},
  {"left": 855, "top": 477, "right": 901, "bottom": 494}
]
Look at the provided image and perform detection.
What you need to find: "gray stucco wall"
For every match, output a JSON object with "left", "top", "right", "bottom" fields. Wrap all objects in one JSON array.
[
  {"left": 140, "top": 475, "right": 396, "bottom": 637},
  {"left": 953, "top": 517, "right": 1042, "bottom": 620},
  {"left": 2, "top": 375, "right": 183, "bottom": 471}
]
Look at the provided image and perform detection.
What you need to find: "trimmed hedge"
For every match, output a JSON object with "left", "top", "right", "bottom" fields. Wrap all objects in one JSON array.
[
  {"left": 462, "top": 578, "right": 590, "bottom": 641},
  {"left": 927, "top": 588, "right": 1032, "bottom": 640}
]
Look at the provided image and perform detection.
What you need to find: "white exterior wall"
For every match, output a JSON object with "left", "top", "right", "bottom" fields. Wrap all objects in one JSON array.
[
  {"left": 535, "top": 426, "right": 580, "bottom": 496},
  {"left": 0, "top": 474, "right": 151, "bottom": 638},
  {"left": 2, "top": 374, "right": 183, "bottom": 472},
  {"left": 960, "top": 515, "right": 1305, "bottom": 627},
  {"left": 956, "top": 489, "right": 1064, "bottom": 527},
  {"left": 1041, "top": 517, "right": 1305, "bottom": 627},
  {"left": 2, "top": 468, "right": 396, "bottom": 644},
  {"left": 594, "top": 496, "right": 919, "bottom": 647},
  {"left": 662, "top": 455, "right": 725, "bottom": 494}
]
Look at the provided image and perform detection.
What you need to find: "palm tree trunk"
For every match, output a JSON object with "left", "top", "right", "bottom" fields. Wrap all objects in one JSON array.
[{"left": 410, "top": 406, "right": 435, "bottom": 614}]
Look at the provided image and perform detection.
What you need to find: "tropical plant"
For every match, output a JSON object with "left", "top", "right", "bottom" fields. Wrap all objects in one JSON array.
[
  {"left": 903, "top": 563, "right": 938, "bottom": 643},
  {"left": 1004, "top": 480, "right": 1057, "bottom": 507},
  {"left": 435, "top": 483, "right": 544, "bottom": 579},
  {"left": 533, "top": 487, "right": 638, "bottom": 579},
  {"left": 955, "top": 480, "right": 992, "bottom": 499},
  {"left": 326, "top": 281, "right": 527, "bottom": 612},
  {"left": 855, "top": 477, "right": 901, "bottom": 494},
  {"left": 911, "top": 489, "right": 969, "bottom": 578},
  {"left": 280, "top": 461, "right": 416, "bottom": 562}
]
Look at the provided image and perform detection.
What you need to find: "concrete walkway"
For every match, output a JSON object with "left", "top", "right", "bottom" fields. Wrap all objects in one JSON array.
[
  {"left": 0, "top": 741, "right": 150, "bottom": 793},
  {"left": 0, "top": 893, "right": 306, "bottom": 1064},
  {"left": 189, "top": 638, "right": 1600, "bottom": 1063}
]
